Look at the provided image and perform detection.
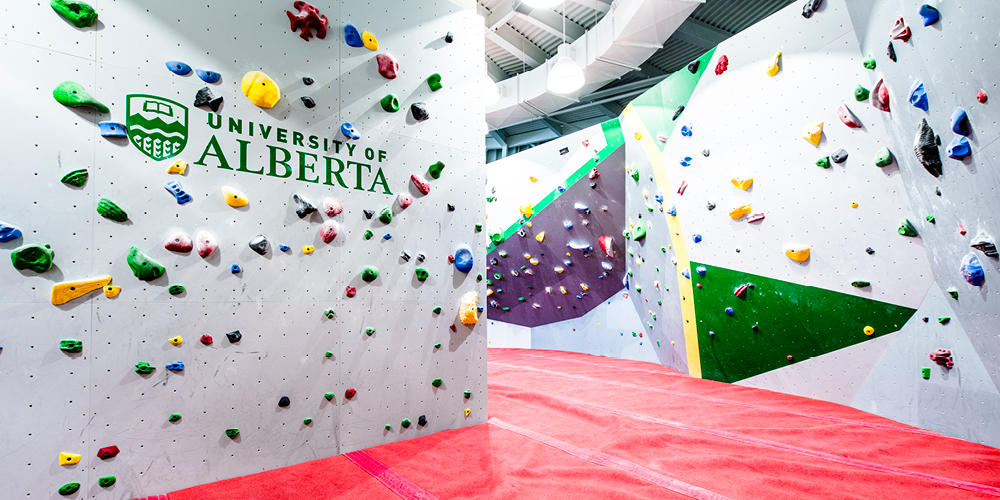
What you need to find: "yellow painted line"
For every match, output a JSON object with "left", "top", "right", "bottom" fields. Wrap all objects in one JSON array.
[{"left": 622, "top": 103, "right": 701, "bottom": 379}]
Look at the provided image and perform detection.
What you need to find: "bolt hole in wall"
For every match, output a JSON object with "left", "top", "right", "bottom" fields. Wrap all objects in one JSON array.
[{"left": 0, "top": 0, "right": 485, "bottom": 497}]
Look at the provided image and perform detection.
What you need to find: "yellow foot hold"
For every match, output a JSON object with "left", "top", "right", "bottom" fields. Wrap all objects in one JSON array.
[
  {"left": 221, "top": 186, "right": 249, "bottom": 207},
  {"left": 731, "top": 177, "right": 754, "bottom": 190},
  {"left": 362, "top": 31, "right": 379, "bottom": 50},
  {"left": 766, "top": 51, "right": 781, "bottom": 76},
  {"left": 535, "top": 231, "right": 545, "bottom": 242},
  {"left": 529, "top": 176, "right": 537, "bottom": 183},
  {"left": 167, "top": 159, "right": 188, "bottom": 175},
  {"left": 784, "top": 244, "right": 811, "bottom": 262},
  {"left": 519, "top": 204, "right": 533, "bottom": 219},
  {"left": 802, "top": 121, "right": 823, "bottom": 145},
  {"left": 302, "top": 245, "right": 315, "bottom": 254},
  {"left": 241, "top": 71, "right": 281, "bottom": 108},
  {"left": 59, "top": 452, "right": 81, "bottom": 465},
  {"left": 464, "top": 408, "right": 471, "bottom": 417},
  {"left": 51, "top": 276, "right": 113, "bottom": 305},
  {"left": 168, "top": 336, "right": 183, "bottom": 346},
  {"left": 458, "top": 291, "right": 479, "bottom": 325},
  {"left": 729, "top": 203, "right": 752, "bottom": 220},
  {"left": 104, "top": 285, "right": 121, "bottom": 298},
  {"left": 863, "top": 326, "right": 875, "bottom": 336}
]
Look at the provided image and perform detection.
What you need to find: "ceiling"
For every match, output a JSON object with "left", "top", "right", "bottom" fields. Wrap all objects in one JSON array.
[{"left": 483, "top": 0, "right": 797, "bottom": 162}]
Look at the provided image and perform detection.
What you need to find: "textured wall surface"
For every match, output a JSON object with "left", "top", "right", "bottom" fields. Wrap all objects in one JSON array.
[{"left": 0, "top": 1, "right": 486, "bottom": 497}]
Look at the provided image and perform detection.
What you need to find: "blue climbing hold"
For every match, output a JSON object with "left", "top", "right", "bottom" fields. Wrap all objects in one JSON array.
[
  {"left": 0, "top": 221, "right": 22, "bottom": 242},
  {"left": 567, "top": 241, "right": 592, "bottom": 251},
  {"left": 196, "top": 69, "right": 221, "bottom": 83},
  {"left": 655, "top": 192, "right": 664, "bottom": 203},
  {"left": 98, "top": 121, "right": 127, "bottom": 137},
  {"left": 602, "top": 261, "right": 613, "bottom": 270},
  {"left": 681, "top": 124, "right": 693, "bottom": 137},
  {"left": 709, "top": 331, "right": 715, "bottom": 337},
  {"left": 692, "top": 234, "right": 702, "bottom": 243},
  {"left": 696, "top": 266, "right": 707, "bottom": 275},
  {"left": 383, "top": 233, "right": 392, "bottom": 240},
  {"left": 666, "top": 205, "right": 677, "bottom": 216},
  {"left": 563, "top": 220, "right": 573, "bottom": 230},
  {"left": 557, "top": 185, "right": 566, "bottom": 193},
  {"left": 344, "top": 24, "right": 364, "bottom": 47},
  {"left": 574, "top": 202, "right": 588, "bottom": 211},
  {"left": 961, "top": 253, "right": 985, "bottom": 286},
  {"left": 725, "top": 307, "right": 734, "bottom": 315},
  {"left": 947, "top": 136, "right": 971, "bottom": 159},
  {"left": 166, "top": 361, "right": 184, "bottom": 371},
  {"left": 165, "top": 61, "right": 192, "bottom": 75},
  {"left": 164, "top": 181, "right": 193, "bottom": 205},
  {"left": 908, "top": 80, "right": 928, "bottom": 111},
  {"left": 341, "top": 122, "right": 360, "bottom": 140},
  {"left": 679, "top": 157, "right": 692, "bottom": 167},
  {"left": 951, "top": 107, "right": 970, "bottom": 136},
  {"left": 231, "top": 264, "right": 242, "bottom": 274},
  {"left": 919, "top": 4, "right": 939, "bottom": 26},
  {"left": 454, "top": 244, "right": 473, "bottom": 273},
  {"left": 279, "top": 245, "right": 291, "bottom": 252},
  {"left": 681, "top": 268, "right": 690, "bottom": 279}
]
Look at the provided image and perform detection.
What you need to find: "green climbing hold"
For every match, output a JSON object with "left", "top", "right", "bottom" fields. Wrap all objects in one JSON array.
[
  {"left": 874, "top": 147, "right": 893, "bottom": 167},
  {"left": 938, "top": 317, "right": 950, "bottom": 324},
  {"left": 632, "top": 332, "right": 637, "bottom": 337},
  {"left": 225, "top": 428, "right": 240, "bottom": 438},
  {"left": 657, "top": 300, "right": 662, "bottom": 305},
  {"left": 636, "top": 286, "right": 642, "bottom": 292},
  {"left": 401, "top": 418, "right": 411, "bottom": 428},
  {"left": 477, "top": 274, "right": 483, "bottom": 282},
  {"left": 59, "top": 339, "right": 83, "bottom": 352},
  {"left": 490, "top": 231, "right": 506, "bottom": 245},
  {"left": 364, "top": 230, "right": 373, "bottom": 240},
  {"left": 415, "top": 268, "right": 429, "bottom": 281},
  {"left": 51, "top": 0, "right": 98, "bottom": 27},
  {"left": 921, "top": 367, "right": 931, "bottom": 379},
  {"left": 325, "top": 351, "right": 333, "bottom": 357},
  {"left": 98, "top": 476, "right": 116, "bottom": 487},
  {"left": 303, "top": 418, "right": 312, "bottom": 425},
  {"left": 429, "top": 161, "right": 445, "bottom": 179},
  {"left": 431, "top": 378, "right": 443, "bottom": 387},
  {"left": 380, "top": 94, "right": 400, "bottom": 112},
  {"left": 324, "top": 308, "right": 335, "bottom": 319},
  {"left": 630, "top": 168, "right": 639, "bottom": 181},
  {"left": 816, "top": 156, "right": 831, "bottom": 169},
  {"left": 854, "top": 85, "right": 870, "bottom": 101},
  {"left": 632, "top": 223, "right": 646, "bottom": 240},
  {"left": 168, "top": 284, "right": 185, "bottom": 295},
  {"left": 432, "top": 306, "right": 442, "bottom": 314},
  {"left": 60, "top": 168, "right": 88, "bottom": 187},
  {"left": 517, "top": 297, "right": 525, "bottom": 302},
  {"left": 127, "top": 246, "right": 165, "bottom": 281},
  {"left": 135, "top": 362, "right": 155, "bottom": 374},
  {"left": 464, "top": 390, "right": 471, "bottom": 398},
  {"left": 362, "top": 265, "right": 379, "bottom": 282},
  {"left": 926, "top": 214, "right": 935, "bottom": 224},
  {"left": 58, "top": 482, "right": 81, "bottom": 496},
  {"left": 947, "top": 287, "right": 958, "bottom": 299},
  {"left": 897, "top": 218, "right": 918, "bottom": 237},
  {"left": 53, "top": 81, "right": 108, "bottom": 112},
  {"left": 851, "top": 280, "right": 871, "bottom": 288},
  {"left": 427, "top": 73, "right": 443, "bottom": 91},
  {"left": 646, "top": 204, "right": 654, "bottom": 212},
  {"left": 385, "top": 424, "right": 392, "bottom": 430},
  {"left": 378, "top": 206, "right": 392, "bottom": 224},
  {"left": 475, "top": 224, "right": 483, "bottom": 232},
  {"left": 365, "top": 327, "right": 375, "bottom": 336},
  {"left": 10, "top": 244, "right": 55, "bottom": 273},
  {"left": 324, "top": 392, "right": 334, "bottom": 401},
  {"left": 661, "top": 247, "right": 667, "bottom": 252},
  {"left": 863, "top": 56, "right": 876, "bottom": 70},
  {"left": 97, "top": 198, "right": 128, "bottom": 222},
  {"left": 434, "top": 343, "right": 442, "bottom": 348},
  {"left": 168, "top": 413, "right": 182, "bottom": 422}
]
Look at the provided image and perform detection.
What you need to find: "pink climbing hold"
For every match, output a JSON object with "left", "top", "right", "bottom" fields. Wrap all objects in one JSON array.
[
  {"left": 582, "top": 140, "right": 589, "bottom": 147},
  {"left": 977, "top": 90, "right": 988, "bottom": 103},
  {"left": 599, "top": 236, "right": 614, "bottom": 258},
  {"left": 929, "top": 349, "right": 954, "bottom": 369},
  {"left": 889, "top": 17, "right": 911, "bottom": 42},
  {"left": 677, "top": 180, "right": 688, "bottom": 195},
  {"left": 397, "top": 193, "right": 413, "bottom": 210},
  {"left": 322, "top": 197, "right": 343, "bottom": 217},
  {"left": 838, "top": 103, "right": 861, "bottom": 128},
  {"left": 319, "top": 220, "right": 340, "bottom": 243},
  {"left": 195, "top": 231, "right": 217, "bottom": 258},
  {"left": 164, "top": 233, "right": 193, "bottom": 253},
  {"left": 714, "top": 55, "right": 729, "bottom": 75},
  {"left": 345, "top": 286, "right": 356, "bottom": 297},
  {"left": 376, "top": 53, "right": 399, "bottom": 79},
  {"left": 411, "top": 174, "right": 430, "bottom": 195},
  {"left": 588, "top": 168, "right": 600, "bottom": 179},
  {"left": 746, "top": 213, "right": 765, "bottom": 223},
  {"left": 872, "top": 78, "right": 890, "bottom": 112}
]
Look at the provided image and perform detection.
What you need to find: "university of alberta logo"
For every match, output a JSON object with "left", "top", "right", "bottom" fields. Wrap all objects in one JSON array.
[{"left": 126, "top": 94, "right": 188, "bottom": 161}]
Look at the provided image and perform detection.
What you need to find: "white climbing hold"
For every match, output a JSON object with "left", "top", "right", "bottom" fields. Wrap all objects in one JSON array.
[{"left": 319, "top": 220, "right": 340, "bottom": 243}]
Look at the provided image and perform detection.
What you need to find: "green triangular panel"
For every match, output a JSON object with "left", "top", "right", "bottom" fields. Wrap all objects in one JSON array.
[
  {"left": 629, "top": 47, "right": 715, "bottom": 152},
  {"left": 691, "top": 262, "right": 918, "bottom": 383}
]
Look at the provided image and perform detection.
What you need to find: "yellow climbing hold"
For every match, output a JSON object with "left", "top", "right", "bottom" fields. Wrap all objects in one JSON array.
[
  {"left": 303, "top": 245, "right": 315, "bottom": 254},
  {"left": 634, "top": 132, "right": 641, "bottom": 140},
  {"left": 851, "top": 202, "right": 859, "bottom": 208},
  {"left": 362, "top": 31, "right": 379, "bottom": 50},
  {"left": 464, "top": 408, "right": 471, "bottom": 417},
  {"left": 526, "top": 222, "right": 532, "bottom": 228},
  {"left": 560, "top": 286, "right": 568, "bottom": 295},
  {"left": 529, "top": 258, "right": 539, "bottom": 265},
  {"left": 486, "top": 289, "right": 494, "bottom": 297},
  {"left": 529, "top": 176, "right": 537, "bottom": 183},
  {"left": 241, "top": 71, "right": 281, "bottom": 108},
  {"left": 168, "top": 336, "right": 183, "bottom": 346},
  {"left": 59, "top": 452, "right": 81, "bottom": 465},
  {"left": 580, "top": 283, "right": 588, "bottom": 291},
  {"left": 519, "top": 204, "right": 533, "bottom": 219},
  {"left": 103, "top": 285, "right": 121, "bottom": 298},
  {"left": 51, "top": 276, "right": 113, "bottom": 305},
  {"left": 167, "top": 159, "right": 188, "bottom": 175},
  {"left": 864, "top": 326, "right": 875, "bottom": 336},
  {"left": 784, "top": 244, "right": 811, "bottom": 262},
  {"left": 524, "top": 253, "right": 531, "bottom": 259},
  {"left": 731, "top": 177, "right": 754, "bottom": 190},
  {"left": 554, "top": 267, "right": 564, "bottom": 274},
  {"left": 458, "top": 290, "right": 479, "bottom": 325},
  {"left": 729, "top": 203, "right": 752, "bottom": 219},
  {"left": 766, "top": 51, "right": 781, "bottom": 76},
  {"left": 221, "top": 186, "right": 249, "bottom": 207},
  {"left": 536, "top": 232, "right": 546, "bottom": 242},
  {"left": 802, "top": 121, "right": 823, "bottom": 145}
]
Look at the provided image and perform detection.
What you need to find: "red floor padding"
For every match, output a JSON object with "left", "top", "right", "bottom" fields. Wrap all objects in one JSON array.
[{"left": 165, "top": 349, "right": 1000, "bottom": 500}]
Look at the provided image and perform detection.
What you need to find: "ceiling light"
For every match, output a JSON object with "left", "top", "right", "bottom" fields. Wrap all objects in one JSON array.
[
  {"left": 547, "top": 43, "right": 584, "bottom": 94},
  {"left": 521, "top": 0, "right": 562, "bottom": 8}
]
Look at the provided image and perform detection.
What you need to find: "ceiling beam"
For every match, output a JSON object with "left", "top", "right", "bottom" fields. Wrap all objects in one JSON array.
[
  {"left": 486, "top": 24, "right": 549, "bottom": 68},
  {"left": 504, "top": 127, "right": 560, "bottom": 148},
  {"left": 637, "top": 61, "right": 667, "bottom": 78},
  {"left": 568, "top": 0, "right": 611, "bottom": 14},
  {"left": 670, "top": 17, "right": 732, "bottom": 49},
  {"left": 515, "top": 6, "right": 585, "bottom": 42},
  {"left": 483, "top": 1, "right": 518, "bottom": 30},
  {"left": 486, "top": 57, "right": 508, "bottom": 82}
]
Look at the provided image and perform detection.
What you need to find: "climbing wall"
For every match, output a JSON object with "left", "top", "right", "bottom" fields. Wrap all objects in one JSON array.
[{"left": 0, "top": 1, "right": 486, "bottom": 497}]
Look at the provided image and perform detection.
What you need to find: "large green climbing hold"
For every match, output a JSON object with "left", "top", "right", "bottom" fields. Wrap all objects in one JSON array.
[
  {"left": 127, "top": 246, "right": 165, "bottom": 281},
  {"left": 630, "top": 167, "right": 639, "bottom": 181},
  {"left": 50, "top": 0, "right": 98, "bottom": 27},
  {"left": 875, "top": 147, "right": 893, "bottom": 167},
  {"left": 427, "top": 73, "right": 443, "bottom": 91},
  {"left": 415, "top": 268, "right": 429, "bottom": 281},
  {"left": 632, "top": 223, "right": 646, "bottom": 240},
  {"left": 362, "top": 265, "right": 379, "bottom": 282},
  {"left": 429, "top": 161, "right": 445, "bottom": 179},
  {"left": 378, "top": 206, "right": 393, "bottom": 224},
  {"left": 816, "top": 156, "right": 831, "bottom": 169},
  {"left": 401, "top": 418, "right": 411, "bottom": 428},
  {"left": 60, "top": 168, "right": 89, "bottom": 187},
  {"left": 10, "top": 244, "right": 55, "bottom": 273},
  {"left": 58, "top": 482, "right": 81, "bottom": 496},
  {"left": 431, "top": 378, "right": 443, "bottom": 387},
  {"left": 380, "top": 94, "right": 400, "bottom": 112},
  {"left": 863, "top": 56, "right": 876, "bottom": 70},
  {"left": 898, "top": 218, "right": 918, "bottom": 237},
  {"left": 97, "top": 198, "right": 128, "bottom": 222},
  {"left": 432, "top": 306, "right": 442, "bottom": 314},
  {"left": 225, "top": 428, "right": 240, "bottom": 438},
  {"left": 324, "top": 392, "right": 335, "bottom": 401},
  {"left": 135, "top": 362, "right": 155, "bottom": 374},
  {"left": 168, "top": 284, "right": 185, "bottom": 295},
  {"left": 98, "top": 476, "right": 116, "bottom": 487},
  {"left": 490, "top": 231, "right": 506, "bottom": 245},
  {"left": 59, "top": 339, "right": 83, "bottom": 352},
  {"left": 854, "top": 85, "right": 870, "bottom": 101},
  {"left": 53, "top": 81, "right": 108, "bottom": 112}
]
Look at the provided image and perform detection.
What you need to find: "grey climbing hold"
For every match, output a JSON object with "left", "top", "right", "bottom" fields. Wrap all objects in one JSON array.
[
  {"left": 950, "top": 107, "right": 970, "bottom": 136},
  {"left": 194, "top": 87, "right": 223, "bottom": 112},
  {"left": 672, "top": 105, "right": 684, "bottom": 121},
  {"left": 687, "top": 60, "right": 700, "bottom": 73},
  {"left": 887, "top": 41, "right": 896, "bottom": 62},
  {"left": 249, "top": 234, "right": 269, "bottom": 255},
  {"left": 418, "top": 415, "right": 427, "bottom": 426},
  {"left": 98, "top": 121, "right": 126, "bottom": 138},
  {"left": 866, "top": 247, "right": 875, "bottom": 255},
  {"left": 914, "top": 119, "right": 943, "bottom": 177},
  {"left": 411, "top": 102, "right": 430, "bottom": 121},
  {"left": 801, "top": 0, "right": 822, "bottom": 18},
  {"left": 301, "top": 96, "right": 316, "bottom": 108},
  {"left": 971, "top": 237, "right": 998, "bottom": 258},
  {"left": 293, "top": 194, "right": 317, "bottom": 218},
  {"left": 363, "top": 209, "right": 375, "bottom": 219},
  {"left": 226, "top": 330, "right": 242, "bottom": 343},
  {"left": 445, "top": 32, "right": 454, "bottom": 43},
  {"left": 831, "top": 149, "right": 848, "bottom": 163}
]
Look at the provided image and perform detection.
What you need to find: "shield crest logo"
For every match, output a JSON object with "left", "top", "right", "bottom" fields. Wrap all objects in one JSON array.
[{"left": 126, "top": 94, "right": 188, "bottom": 161}]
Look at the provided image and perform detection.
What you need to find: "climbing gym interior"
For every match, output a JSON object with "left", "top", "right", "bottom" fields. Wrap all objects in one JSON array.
[{"left": 2, "top": 0, "right": 999, "bottom": 498}]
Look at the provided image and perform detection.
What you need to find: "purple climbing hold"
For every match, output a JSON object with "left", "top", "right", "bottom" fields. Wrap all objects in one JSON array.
[
  {"left": 98, "top": 121, "right": 126, "bottom": 138},
  {"left": 919, "top": 4, "right": 940, "bottom": 26},
  {"left": 947, "top": 136, "right": 971, "bottom": 159},
  {"left": 951, "top": 107, "right": 970, "bottom": 136},
  {"left": 908, "top": 80, "right": 928, "bottom": 111},
  {"left": 341, "top": 123, "right": 360, "bottom": 140},
  {"left": 164, "top": 181, "right": 193, "bottom": 204},
  {"left": 961, "top": 253, "right": 985, "bottom": 286}
]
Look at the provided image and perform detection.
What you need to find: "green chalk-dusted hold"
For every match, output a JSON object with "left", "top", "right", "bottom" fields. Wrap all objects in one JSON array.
[
  {"left": 431, "top": 378, "right": 442, "bottom": 387},
  {"left": 816, "top": 156, "right": 831, "bottom": 169},
  {"left": 464, "top": 390, "right": 471, "bottom": 398},
  {"left": 432, "top": 306, "right": 442, "bottom": 314},
  {"left": 168, "top": 284, "right": 185, "bottom": 295},
  {"left": 378, "top": 206, "right": 393, "bottom": 224},
  {"left": 938, "top": 317, "right": 950, "bottom": 324},
  {"left": 97, "top": 198, "right": 128, "bottom": 221},
  {"left": 324, "top": 392, "right": 334, "bottom": 401},
  {"left": 51, "top": 0, "right": 98, "bottom": 27},
  {"left": 303, "top": 418, "right": 312, "bottom": 425},
  {"left": 364, "top": 230, "right": 373, "bottom": 240},
  {"left": 60, "top": 168, "right": 89, "bottom": 187},
  {"left": 401, "top": 418, "right": 411, "bottom": 428},
  {"left": 657, "top": 300, "right": 662, "bottom": 305},
  {"left": 53, "top": 81, "right": 108, "bottom": 112},
  {"left": 11, "top": 244, "right": 55, "bottom": 273},
  {"left": 168, "top": 413, "right": 181, "bottom": 422},
  {"left": 325, "top": 351, "right": 333, "bottom": 357},
  {"left": 863, "top": 56, "right": 876, "bottom": 70},
  {"left": 362, "top": 265, "right": 379, "bottom": 282},
  {"left": 921, "top": 367, "right": 931, "bottom": 379},
  {"left": 874, "top": 147, "right": 893, "bottom": 167},
  {"left": 947, "top": 287, "right": 958, "bottom": 299},
  {"left": 434, "top": 343, "right": 442, "bottom": 348},
  {"left": 127, "top": 246, "right": 165, "bottom": 281},
  {"left": 851, "top": 280, "right": 870, "bottom": 288},
  {"left": 429, "top": 161, "right": 445, "bottom": 179},
  {"left": 427, "top": 73, "right": 443, "bottom": 91},
  {"left": 380, "top": 94, "right": 399, "bottom": 112},
  {"left": 98, "top": 476, "right": 116, "bottom": 487},
  {"left": 475, "top": 223, "right": 482, "bottom": 232},
  {"left": 324, "top": 308, "right": 335, "bottom": 319},
  {"left": 365, "top": 327, "right": 375, "bottom": 336},
  {"left": 632, "top": 223, "right": 646, "bottom": 240},
  {"left": 897, "top": 218, "right": 918, "bottom": 237},
  {"left": 926, "top": 214, "right": 935, "bottom": 224},
  {"left": 135, "top": 362, "right": 155, "bottom": 374},
  {"left": 225, "top": 428, "right": 240, "bottom": 438},
  {"left": 385, "top": 424, "right": 392, "bottom": 430},
  {"left": 854, "top": 85, "right": 870, "bottom": 101},
  {"left": 58, "top": 482, "right": 81, "bottom": 496},
  {"left": 490, "top": 231, "right": 506, "bottom": 245},
  {"left": 59, "top": 339, "right": 83, "bottom": 352},
  {"left": 415, "top": 268, "right": 429, "bottom": 281}
]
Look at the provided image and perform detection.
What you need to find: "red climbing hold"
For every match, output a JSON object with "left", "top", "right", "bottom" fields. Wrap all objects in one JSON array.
[
  {"left": 448, "top": 254, "right": 456, "bottom": 263},
  {"left": 411, "top": 174, "right": 431, "bottom": 195},
  {"left": 838, "top": 103, "right": 861, "bottom": 128},
  {"left": 345, "top": 286, "right": 356, "bottom": 298},
  {"left": 588, "top": 168, "right": 600, "bottom": 179},
  {"left": 450, "top": 324, "right": 457, "bottom": 332},
  {"left": 376, "top": 53, "right": 399, "bottom": 79},
  {"left": 889, "top": 17, "right": 911, "bottom": 42},
  {"left": 286, "top": 1, "right": 328, "bottom": 41},
  {"left": 165, "top": 233, "right": 194, "bottom": 253},
  {"left": 977, "top": 90, "right": 988, "bottom": 103},
  {"left": 200, "top": 334, "right": 213, "bottom": 345},
  {"left": 714, "top": 55, "right": 729, "bottom": 75},
  {"left": 677, "top": 180, "right": 688, "bottom": 195},
  {"left": 97, "top": 446, "right": 120, "bottom": 459},
  {"left": 345, "top": 388, "right": 356, "bottom": 399},
  {"left": 787, "top": 355, "right": 794, "bottom": 361},
  {"left": 959, "top": 224, "right": 967, "bottom": 236},
  {"left": 872, "top": 78, "right": 890, "bottom": 112},
  {"left": 599, "top": 235, "right": 614, "bottom": 258},
  {"left": 582, "top": 140, "right": 589, "bottom": 147},
  {"left": 929, "top": 349, "right": 954, "bottom": 369},
  {"left": 397, "top": 193, "right": 413, "bottom": 210}
]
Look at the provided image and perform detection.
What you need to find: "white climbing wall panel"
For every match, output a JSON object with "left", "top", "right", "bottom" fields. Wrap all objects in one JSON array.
[{"left": 0, "top": 1, "right": 486, "bottom": 498}]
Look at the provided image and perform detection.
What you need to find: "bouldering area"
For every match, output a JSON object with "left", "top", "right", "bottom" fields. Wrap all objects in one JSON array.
[{"left": 1, "top": 0, "right": 999, "bottom": 499}]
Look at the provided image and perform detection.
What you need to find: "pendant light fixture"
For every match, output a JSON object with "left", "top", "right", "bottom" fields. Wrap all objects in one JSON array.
[{"left": 546, "top": 0, "right": 584, "bottom": 94}]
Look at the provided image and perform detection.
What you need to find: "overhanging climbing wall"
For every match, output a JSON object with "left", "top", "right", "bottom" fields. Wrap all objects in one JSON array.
[{"left": 0, "top": 1, "right": 486, "bottom": 497}]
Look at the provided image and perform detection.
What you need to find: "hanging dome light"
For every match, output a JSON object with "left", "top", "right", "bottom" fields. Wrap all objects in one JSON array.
[
  {"left": 547, "top": 43, "right": 584, "bottom": 94},
  {"left": 522, "top": 0, "right": 562, "bottom": 7}
]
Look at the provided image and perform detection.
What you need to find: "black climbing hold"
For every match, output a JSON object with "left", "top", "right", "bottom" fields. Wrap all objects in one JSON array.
[
  {"left": 866, "top": 247, "right": 875, "bottom": 255},
  {"left": 194, "top": 87, "right": 223, "bottom": 112},
  {"left": 226, "top": 330, "right": 242, "bottom": 343},
  {"left": 922, "top": 317, "right": 929, "bottom": 322},
  {"left": 363, "top": 209, "right": 375, "bottom": 219},
  {"left": 887, "top": 41, "right": 896, "bottom": 62},
  {"left": 411, "top": 102, "right": 430, "bottom": 121},
  {"left": 590, "top": 182, "right": 597, "bottom": 188},
  {"left": 303, "top": 76, "right": 314, "bottom": 85},
  {"left": 935, "top": 187, "right": 941, "bottom": 196},
  {"left": 914, "top": 118, "right": 943, "bottom": 177},
  {"left": 801, "top": 0, "right": 822, "bottom": 18},
  {"left": 417, "top": 415, "right": 427, "bottom": 426},
  {"left": 751, "top": 324, "right": 759, "bottom": 331},
  {"left": 447, "top": 204, "right": 455, "bottom": 212},
  {"left": 293, "top": 194, "right": 317, "bottom": 218},
  {"left": 301, "top": 96, "right": 316, "bottom": 108},
  {"left": 672, "top": 105, "right": 684, "bottom": 121},
  {"left": 687, "top": 60, "right": 700, "bottom": 74},
  {"left": 278, "top": 396, "right": 290, "bottom": 407},
  {"left": 831, "top": 149, "right": 849, "bottom": 163},
  {"left": 445, "top": 32, "right": 454, "bottom": 43},
  {"left": 249, "top": 234, "right": 269, "bottom": 255}
]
